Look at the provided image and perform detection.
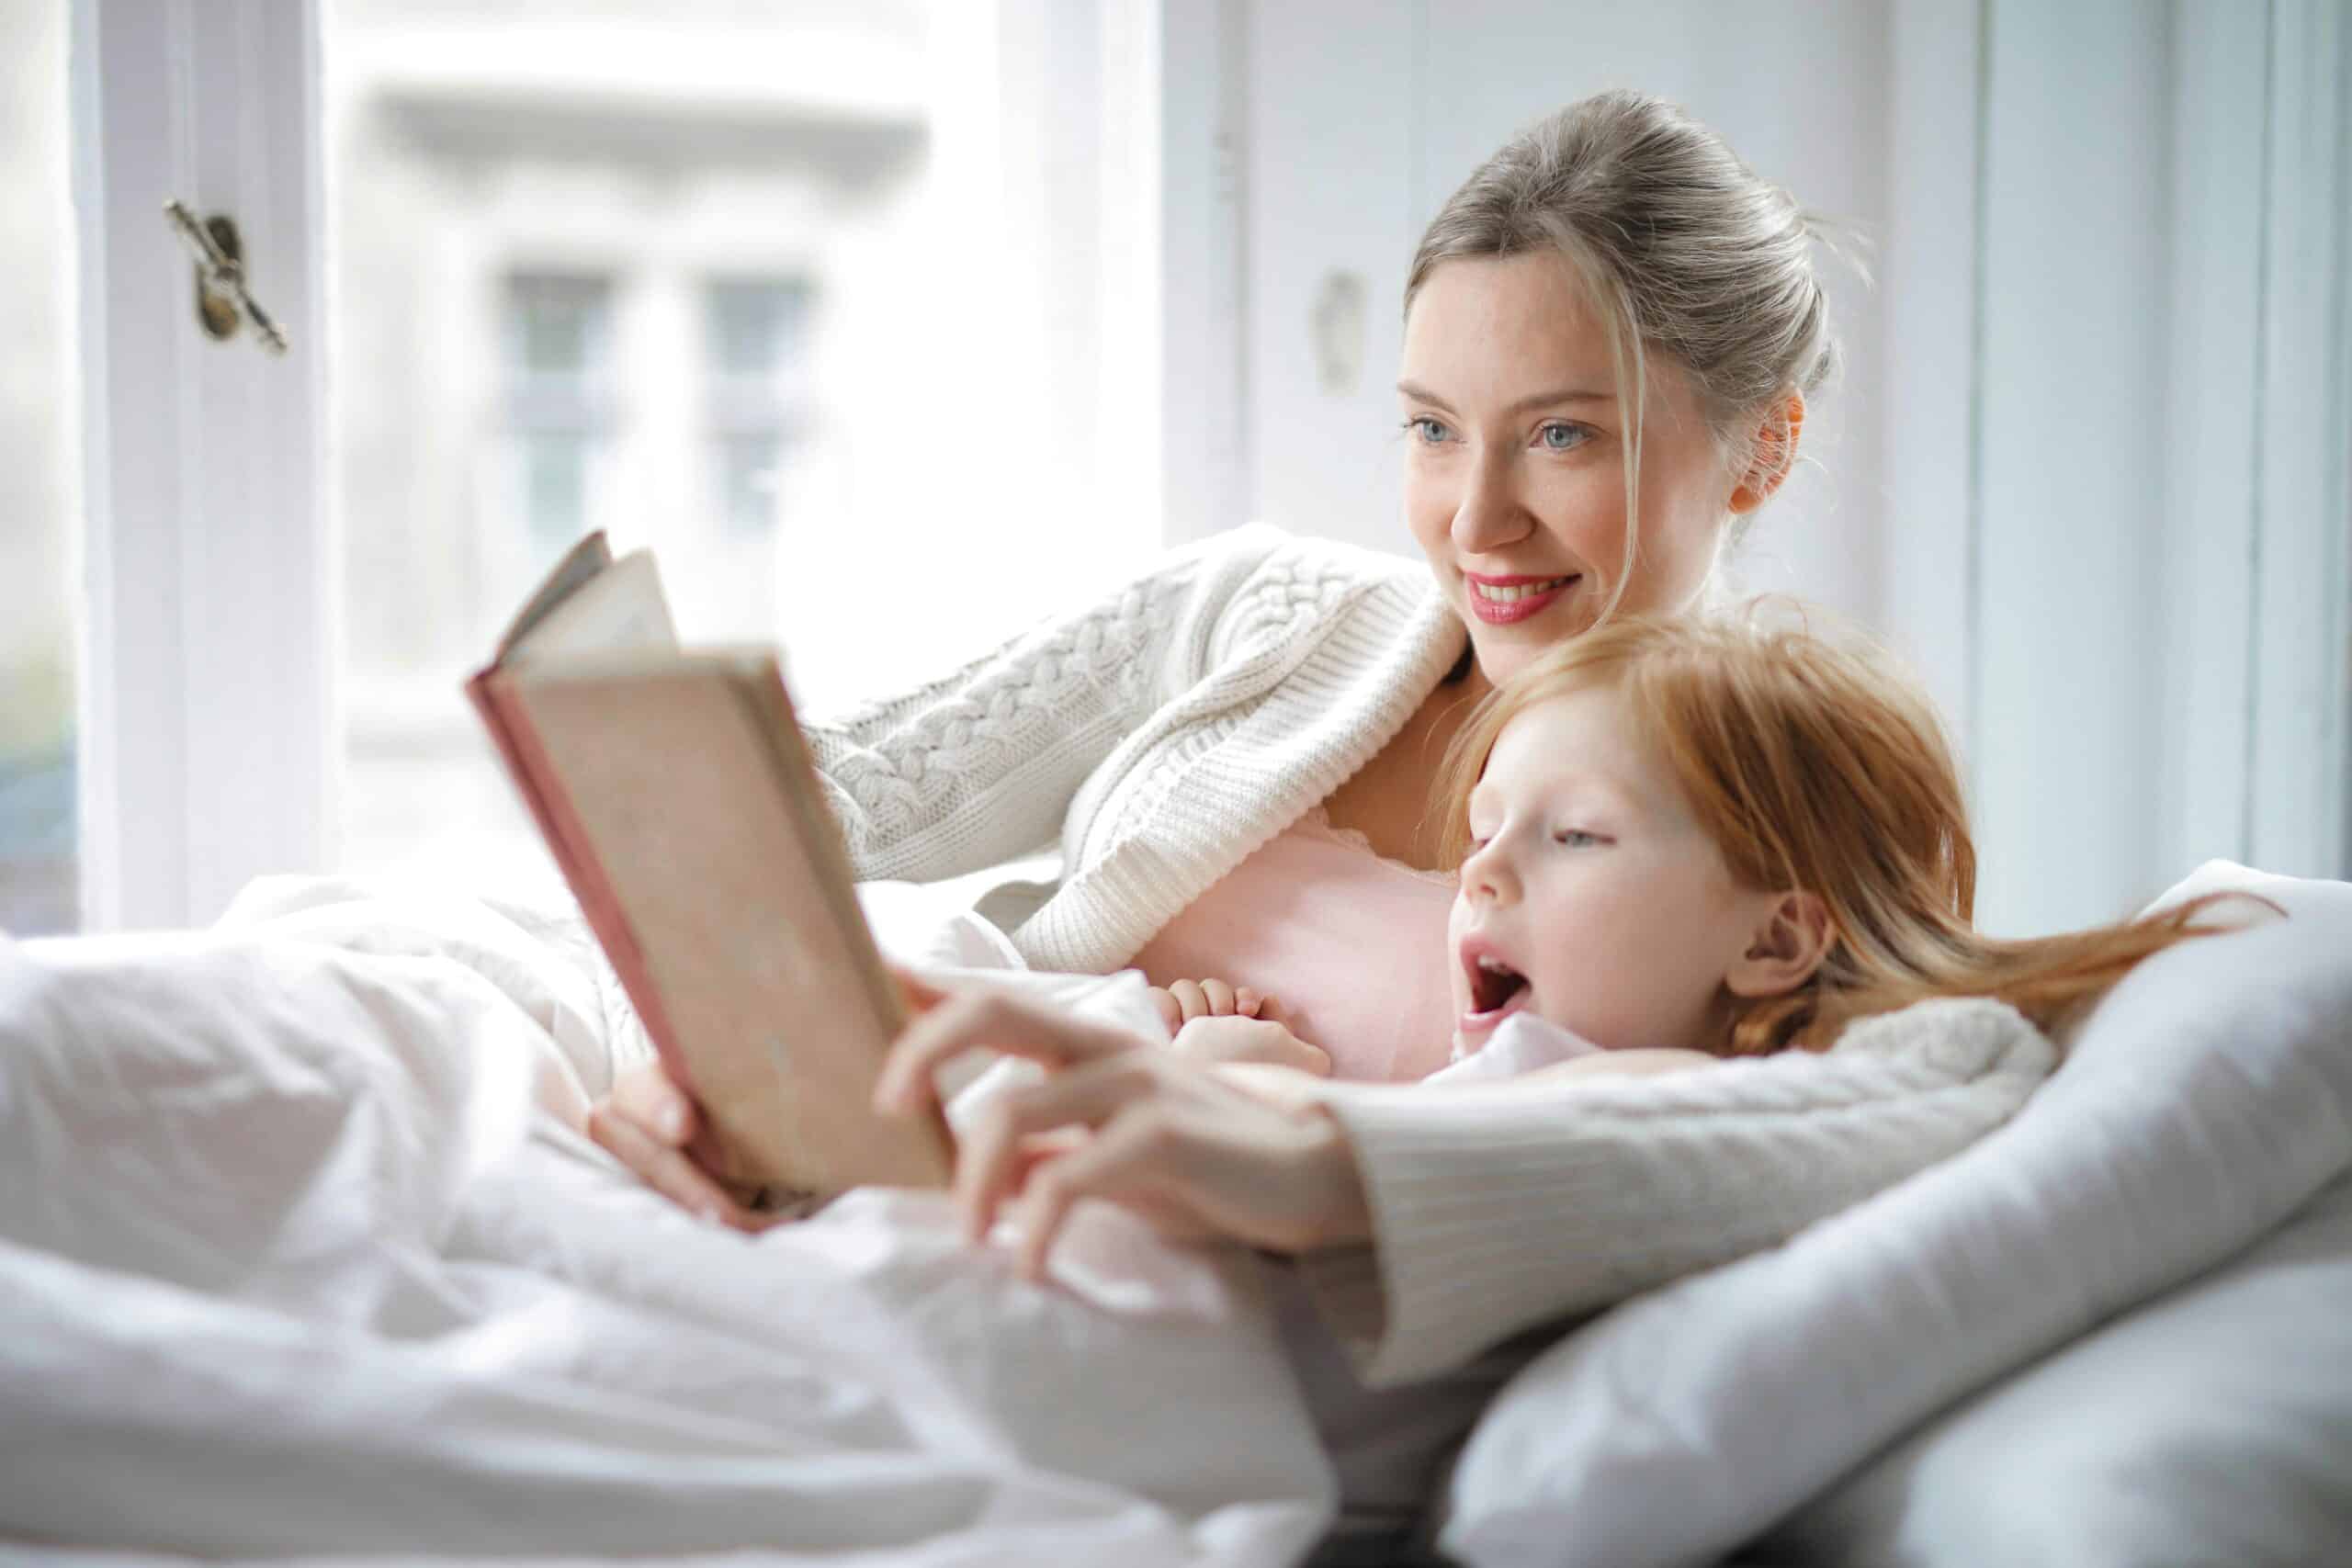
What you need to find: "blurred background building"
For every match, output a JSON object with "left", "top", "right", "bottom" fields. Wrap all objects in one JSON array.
[{"left": 333, "top": 0, "right": 947, "bottom": 887}]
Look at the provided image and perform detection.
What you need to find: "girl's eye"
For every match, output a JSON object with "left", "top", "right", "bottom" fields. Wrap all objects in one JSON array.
[
  {"left": 1536, "top": 422, "right": 1590, "bottom": 453},
  {"left": 1406, "top": 415, "right": 1453, "bottom": 445},
  {"left": 1553, "top": 829, "right": 1603, "bottom": 848}
]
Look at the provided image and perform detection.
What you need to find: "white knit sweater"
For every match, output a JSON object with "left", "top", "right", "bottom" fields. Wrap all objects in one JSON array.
[
  {"left": 804, "top": 522, "right": 1462, "bottom": 974},
  {"left": 791, "top": 525, "right": 2057, "bottom": 1385}
]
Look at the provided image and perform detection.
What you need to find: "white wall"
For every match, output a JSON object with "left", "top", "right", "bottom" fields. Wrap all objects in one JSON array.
[
  {"left": 1968, "top": 0, "right": 2348, "bottom": 932},
  {"left": 1969, "top": 0, "right": 2176, "bottom": 933}
]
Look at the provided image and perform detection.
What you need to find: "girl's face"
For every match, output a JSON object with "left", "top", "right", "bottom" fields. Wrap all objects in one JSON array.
[
  {"left": 1448, "top": 685, "right": 1784, "bottom": 1055},
  {"left": 1400, "top": 254, "right": 1736, "bottom": 685}
]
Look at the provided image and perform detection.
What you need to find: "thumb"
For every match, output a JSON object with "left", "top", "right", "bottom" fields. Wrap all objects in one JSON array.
[{"left": 889, "top": 963, "right": 951, "bottom": 1013}]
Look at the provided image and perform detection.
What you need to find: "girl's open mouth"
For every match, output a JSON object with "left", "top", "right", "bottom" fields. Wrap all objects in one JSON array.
[{"left": 1460, "top": 948, "right": 1532, "bottom": 1035}]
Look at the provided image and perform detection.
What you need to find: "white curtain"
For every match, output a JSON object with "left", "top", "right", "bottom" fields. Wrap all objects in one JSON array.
[{"left": 1962, "top": 0, "right": 2349, "bottom": 934}]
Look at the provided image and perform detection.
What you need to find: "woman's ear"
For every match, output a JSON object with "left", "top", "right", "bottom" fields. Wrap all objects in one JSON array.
[
  {"left": 1728, "top": 391, "right": 1806, "bottom": 515},
  {"left": 1724, "top": 889, "right": 1834, "bottom": 998}
]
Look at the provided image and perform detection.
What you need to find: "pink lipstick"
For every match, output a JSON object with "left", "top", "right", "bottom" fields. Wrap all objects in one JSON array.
[{"left": 1464, "top": 572, "right": 1577, "bottom": 626}]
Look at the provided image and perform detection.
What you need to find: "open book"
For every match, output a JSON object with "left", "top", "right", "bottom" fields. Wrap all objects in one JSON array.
[{"left": 467, "top": 531, "right": 954, "bottom": 1199}]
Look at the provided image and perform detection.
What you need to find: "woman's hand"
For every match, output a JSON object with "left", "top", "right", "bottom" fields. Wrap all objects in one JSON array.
[
  {"left": 584, "top": 1062, "right": 788, "bottom": 1233},
  {"left": 874, "top": 984, "right": 1374, "bottom": 1279}
]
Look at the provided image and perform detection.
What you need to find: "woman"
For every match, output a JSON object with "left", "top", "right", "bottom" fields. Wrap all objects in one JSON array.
[{"left": 591, "top": 89, "right": 1840, "bottom": 1386}]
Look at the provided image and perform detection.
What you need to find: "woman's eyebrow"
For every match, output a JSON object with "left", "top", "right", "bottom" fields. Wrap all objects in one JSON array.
[{"left": 1396, "top": 380, "right": 1616, "bottom": 417}]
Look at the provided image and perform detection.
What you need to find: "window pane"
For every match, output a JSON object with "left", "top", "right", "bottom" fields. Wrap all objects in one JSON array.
[
  {"left": 707, "top": 278, "right": 811, "bottom": 379},
  {"left": 511, "top": 275, "right": 607, "bottom": 378},
  {"left": 705, "top": 277, "right": 807, "bottom": 542},
  {"left": 523, "top": 433, "right": 591, "bottom": 547},
  {"left": 326, "top": 1, "right": 1151, "bottom": 886},
  {"left": 0, "top": 0, "right": 79, "bottom": 935},
  {"left": 717, "top": 433, "right": 782, "bottom": 536}
]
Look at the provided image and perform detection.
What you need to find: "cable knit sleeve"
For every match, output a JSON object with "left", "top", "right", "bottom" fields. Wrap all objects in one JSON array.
[
  {"left": 800, "top": 525, "right": 1291, "bottom": 885},
  {"left": 1295, "top": 998, "right": 2059, "bottom": 1386}
]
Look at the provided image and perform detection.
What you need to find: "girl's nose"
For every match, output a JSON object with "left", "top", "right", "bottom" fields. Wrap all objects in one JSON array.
[
  {"left": 1462, "top": 837, "right": 1518, "bottom": 905},
  {"left": 1450, "top": 451, "right": 1533, "bottom": 557}
]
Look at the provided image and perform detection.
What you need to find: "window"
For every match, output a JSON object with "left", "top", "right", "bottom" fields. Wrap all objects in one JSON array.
[
  {"left": 505, "top": 273, "right": 615, "bottom": 555},
  {"left": 0, "top": 0, "right": 77, "bottom": 936},
  {"left": 326, "top": 3, "right": 956, "bottom": 883},
  {"left": 705, "top": 277, "right": 811, "bottom": 538},
  {"left": 68, "top": 0, "right": 1170, "bottom": 917},
  {"left": 327, "top": 0, "right": 1164, "bottom": 883}
]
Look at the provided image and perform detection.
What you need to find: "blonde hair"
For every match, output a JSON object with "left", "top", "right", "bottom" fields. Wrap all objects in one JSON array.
[
  {"left": 1440, "top": 614, "right": 2254, "bottom": 1055},
  {"left": 1408, "top": 90, "right": 1846, "bottom": 620}
]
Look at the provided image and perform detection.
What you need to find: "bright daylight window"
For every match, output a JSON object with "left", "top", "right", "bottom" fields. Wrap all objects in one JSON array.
[
  {"left": 504, "top": 273, "right": 616, "bottom": 555},
  {"left": 0, "top": 0, "right": 78, "bottom": 937},
  {"left": 326, "top": 1, "right": 1140, "bottom": 886}
]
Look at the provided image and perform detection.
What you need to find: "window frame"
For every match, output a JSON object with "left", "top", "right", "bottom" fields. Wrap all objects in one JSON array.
[
  {"left": 73, "top": 0, "right": 333, "bottom": 931},
  {"left": 65, "top": 0, "right": 1231, "bottom": 931}
]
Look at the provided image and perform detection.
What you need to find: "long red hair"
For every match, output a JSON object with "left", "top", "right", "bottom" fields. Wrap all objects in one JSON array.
[{"left": 1440, "top": 612, "right": 2256, "bottom": 1055}]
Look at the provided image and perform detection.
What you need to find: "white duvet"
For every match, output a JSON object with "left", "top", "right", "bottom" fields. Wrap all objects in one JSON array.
[
  {"left": 5, "top": 866, "right": 2346, "bottom": 1567},
  {"left": 0, "top": 877, "right": 1335, "bottom": 1565}
]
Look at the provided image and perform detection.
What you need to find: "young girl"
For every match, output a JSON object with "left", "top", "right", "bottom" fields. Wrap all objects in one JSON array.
[
  {"left": 873, "top": 604, "right": 2262, "bottom": 1524},
  {"left": 1146, "top": 609, "right": 2253, "bottom": 1090},
  {"left": 871, "top": 607, "right": 2263, "bottom": 1527}
]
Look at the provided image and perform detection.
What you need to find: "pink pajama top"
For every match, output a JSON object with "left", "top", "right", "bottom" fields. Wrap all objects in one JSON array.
[{"left": 1129, "top": 806, "right": 1460, "bottom": 1083}]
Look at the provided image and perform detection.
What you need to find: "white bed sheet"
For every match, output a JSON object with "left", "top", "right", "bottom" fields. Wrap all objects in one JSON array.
[
  {"left": 0, "top": 877, "right": 1335, "bottom": 1565},
  {"left": 16, "top": 863, "right": 2345, "bottom": 1567}
]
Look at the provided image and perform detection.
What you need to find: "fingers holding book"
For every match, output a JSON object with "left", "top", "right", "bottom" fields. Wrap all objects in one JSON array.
[
  {"left": 589, "top": 964, "right": 1374, "bottom": 1269},
  {"left": 588, "top": 1062, "right": 790, "bottom": 1233}
]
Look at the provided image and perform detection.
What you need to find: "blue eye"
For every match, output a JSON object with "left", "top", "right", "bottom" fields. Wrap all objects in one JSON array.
[
  {"left": 1537, "top": 422, "right": 1590, "bottom": 452},
  {"left": 1406, "top": 415, "right": 1453, "bottom": 445},
  {"left": 1553, "top": 829, "right": 1603, "bottom": 848}
]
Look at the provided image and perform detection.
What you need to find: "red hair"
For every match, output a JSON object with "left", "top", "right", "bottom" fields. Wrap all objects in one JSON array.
[{"left": 1441, "top": 612, "right": 2258, "bottom": 1055}]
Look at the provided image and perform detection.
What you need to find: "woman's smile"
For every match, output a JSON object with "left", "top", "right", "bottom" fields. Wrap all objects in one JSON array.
[{"left": 1464, "top": 572, "right": 1579, "bottom": 625}]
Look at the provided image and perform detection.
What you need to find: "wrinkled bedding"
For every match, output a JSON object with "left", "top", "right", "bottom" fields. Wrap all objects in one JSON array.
[
  {"left": 6, "top": 866, "right": 2346, "bottom": 1567},
  {"left": 0, "top": 877, "right": 1335, "bottom": 1565}
]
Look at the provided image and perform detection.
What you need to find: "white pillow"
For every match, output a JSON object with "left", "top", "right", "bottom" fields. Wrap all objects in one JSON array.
[
  {"left": 1438, "top": 863, "right": 2352, "bottom": 1568},
  {"left": 1755, "top": 1165, "right": 2352, "bottom": 1567}
]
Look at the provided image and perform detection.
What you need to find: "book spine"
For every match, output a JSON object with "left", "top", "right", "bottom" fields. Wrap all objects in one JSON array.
[{"left": 467, "top": 670, "right": 692, "bottom": 1100}]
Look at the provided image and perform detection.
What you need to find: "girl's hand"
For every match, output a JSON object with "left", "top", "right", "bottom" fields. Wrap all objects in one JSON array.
[
  {"left": 1145, "top": 977, "right": 1276, "bottom": 1034},
  {"left": 585, "top": 1062, "right": 789, "bottom": 1233},
  {"left": 873, "top": 984, "right": 1374, "bottom": 1278},
  {"left": 1170, "top": 1015, "right": 1334, "bottom": 1077}
]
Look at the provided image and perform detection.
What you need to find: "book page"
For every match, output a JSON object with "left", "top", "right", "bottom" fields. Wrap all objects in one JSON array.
[
  {"left": 504, "top": 551, "right": 679, "bottom": 666},
  {"left": 492, "top": 530, "right": 613, "bottom": 658}
]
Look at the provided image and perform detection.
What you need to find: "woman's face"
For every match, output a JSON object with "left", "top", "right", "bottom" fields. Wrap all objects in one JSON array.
[{"left": 1400, "top": 253, "right": 1736, "bottom": 684}]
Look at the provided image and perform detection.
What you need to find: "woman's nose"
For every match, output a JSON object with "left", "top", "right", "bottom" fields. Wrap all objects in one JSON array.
[{"left": 1451, "top": 452, "right": 1533, "bottom": 557}]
